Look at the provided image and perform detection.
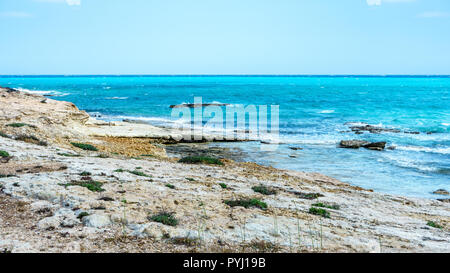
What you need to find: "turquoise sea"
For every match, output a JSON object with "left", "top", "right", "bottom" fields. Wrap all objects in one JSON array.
[{"left": 1, "top": 75, "right": 449, "bottom": 199}]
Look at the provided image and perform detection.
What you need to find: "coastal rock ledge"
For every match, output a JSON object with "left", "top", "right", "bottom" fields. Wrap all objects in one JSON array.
[{"left": 0, "top": 88, "right": 449, "bottom": 253}]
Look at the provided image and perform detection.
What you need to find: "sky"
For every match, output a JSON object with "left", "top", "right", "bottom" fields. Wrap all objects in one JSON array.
[{"left": 0, "top": 0, "right": 449, "bottom": 75}]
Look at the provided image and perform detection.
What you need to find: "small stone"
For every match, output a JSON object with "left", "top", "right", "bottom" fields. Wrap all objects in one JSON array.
[{"left": 82, "top": 214, "right": 111, "bottom": 228}]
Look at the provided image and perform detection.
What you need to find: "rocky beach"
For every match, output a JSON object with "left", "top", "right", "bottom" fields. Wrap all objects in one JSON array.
[{"left": 0, "top": 87, "right": 449, "bottom": 253}]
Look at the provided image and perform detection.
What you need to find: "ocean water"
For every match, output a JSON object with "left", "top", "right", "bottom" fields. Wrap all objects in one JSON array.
[{"left": 1, "top": 75, "right": 449, "bottom": 199}]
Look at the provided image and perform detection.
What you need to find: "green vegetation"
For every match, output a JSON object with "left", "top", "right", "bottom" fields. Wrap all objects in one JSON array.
[
  {"left": 178, "top": 156, "right": 223, "bottom": 165},
  {"left": 252, "top": 185, "right": 277, "bottom": 195},
  {"left": 427, "top": 221, "right": 443, "bottom": 229},
  {"left": 97, "top": 154, "right": 109, "bottom": 158},
  {"left": 149, "top": 212, "right": 178, "bottom": 226},
  {"left": 77, "top": 212, "right": 90, "bottom": 219},
  {"left": 312, "top": 203, "right": 340, "bottom": 210},
  {"left": 0, "top": 150, "right": 10, "bottom": 158},
  {"left": 128, "top": 170, "right": 151, "bottom": 177},
  {"left": 219, "top": 183, "right": 228, "bottom": 189},
  {"left": 166, "top": 184, "right": 175, "bottom": 189},
  {"left": 79, "top": 171, "right": 92, "bottom": 176},
  {"left": 186, "top": 178, "right": 195, "bottom": 182},
  {"left": 6, "top": 123, "right": 29, "bottom": 128},
  {"left": 71, "top": 142, "right": 98, "bottom": 151},
  {"left": 308, "top": 207, "right": 331, "bottom": 218},
  {"left": 64, "top": 181, "right": 105, "bottom": 192},
  {"left": 114, "top": 169, "right": 125, "bottom": 173},
  {"left": 224, "top": 198, "right": 268, "bottom": 210}
]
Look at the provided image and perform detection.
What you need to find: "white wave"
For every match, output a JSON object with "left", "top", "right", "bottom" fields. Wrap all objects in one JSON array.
[
  {"left": 105, "top": 97, "right": 128, "bottom": 100},
  {"left": 319, "top": 110, "right": 335, "bottom": 114},
  {"left": 396, "top": 145, "right": 450, "bottom": 155},
  {"left": 383, "top": 154, "right": 439, "bottom": 173},
  {"left": 14, "top": 87, "right": 68, "bottom": 97}
]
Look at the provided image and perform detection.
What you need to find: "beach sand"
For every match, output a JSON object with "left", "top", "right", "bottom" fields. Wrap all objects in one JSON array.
[{"left": 0, "top": 88, "right": 449, "bottom": 253}]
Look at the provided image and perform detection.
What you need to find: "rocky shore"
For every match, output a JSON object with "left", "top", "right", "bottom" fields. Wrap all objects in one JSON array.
[{"left": 0, "top": 88, "right": 449, "bottom": 253}]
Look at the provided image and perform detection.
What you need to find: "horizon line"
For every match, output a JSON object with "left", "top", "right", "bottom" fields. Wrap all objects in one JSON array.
[{"left": 1, "top": 74, "right": 450, "bottom": 78}]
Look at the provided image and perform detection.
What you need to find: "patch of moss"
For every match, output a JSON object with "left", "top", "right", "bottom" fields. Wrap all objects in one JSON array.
[
  {"left": 97, "top": 154, "right": 109, "bottom": 158},
  {"left": 114, "top": 169, "right": 125, "bottom": 173},
  {"left": 224, "top": 198, "right": 268, "bottom": 210},
  {"left": 219, "top": 183, "right": 227, "bottom": 189},
  {"left": 71, "top": 142, "right": 98, "bottom": 151},
  {"left": 149, "top": 212, "right": 178, "bottom": 226},
  {"left": 312, "top": 203, "right": 340, "bottom": 210},
  {"left": 79, "top": 171, "right": 92, "bottom": 176},
  {"left": 64, "top": 180, "right": 105, "bottom": 192},
  {"left": 0, "top": 150, "right": 10, "bottom": 158},
  {"left": 186, "top": 178, "right": 195, "bottom": 182},
  {"left": 178, "top": 156, "right": 223, "bottom": 166},
  {"left": 252, "top": 185, "right": 277, "bottom": 195},
  {"left": 308, "top": 207, "right": 331, "bottom": 218},
  {"left": 427, "top": 221, "right": 443, "bottom": 229},
  {"left": 166, "top": 184, "right": 175, "bottom": 189}
]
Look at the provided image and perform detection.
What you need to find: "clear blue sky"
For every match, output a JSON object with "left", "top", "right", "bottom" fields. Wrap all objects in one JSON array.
[{"left": 1, "top": 0, "right": 449, "bottom": 75}]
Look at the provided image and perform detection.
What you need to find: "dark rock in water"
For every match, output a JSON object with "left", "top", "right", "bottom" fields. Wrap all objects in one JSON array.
[
  {"left": 289, "top": 155, "right": 297, "bottom": 158},
  {"left": 348, "top": 124, "right": 401, "bottom": 134},
  {"left": 404, "top": 131, "right": 420, "bottom": 135},
  {"left": 339, "top": 140, "right": 370, "bottom": 149},
  {"left": 170, "top": 103, "right": 230, "bottom": 109},
  {"left": 387, "top": 146, "right": 396, "bottom": 150},
  {"left": 437, "top": 199, "right": 450, "bottom": 203},
  {"left": 289, "top": 147, "right": 303, "bottom": 151},
  {"left": 426, "top": 132, "right": 433, "bottom": 135},
  {"left": 363, "top": 142, "right": 387, "bottom": 151},
  {"left": 433, "top": 189, "right": 449, "bottom": 196},
  {"left": 355, "top": 131, "right": 364, "bottom": 135},
  {"left": 339, "top": 140, "right": 387, "bottom": 151}
]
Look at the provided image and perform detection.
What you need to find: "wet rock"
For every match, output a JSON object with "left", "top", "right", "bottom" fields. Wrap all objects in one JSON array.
[
  {"left": 339, "top": 140, "right": 370, "bottom": 149},
  {"left": 387, "top": 146, "right": 396, "bottom": 150},
  {"left": 433, "top": 189, "right": 449, "bottom": 196},
  {"left": 289, "top": 147, "right": 303, "bottom": 151},
  {"left": 363, "top": 142, "right": 387, "bottom": 151},
  {"left": 339, "top": 140, "right": 386, "bottom": 151}
]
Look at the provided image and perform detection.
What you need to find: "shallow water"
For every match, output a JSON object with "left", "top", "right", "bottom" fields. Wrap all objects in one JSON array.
[{"left": 1, "top": 75, "right": 449, "bottom": 199}]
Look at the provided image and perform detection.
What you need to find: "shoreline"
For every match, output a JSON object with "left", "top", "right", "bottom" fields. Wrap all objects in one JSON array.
[{"left": 0, "top": 87, "right": 449, "bottom": 253}]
